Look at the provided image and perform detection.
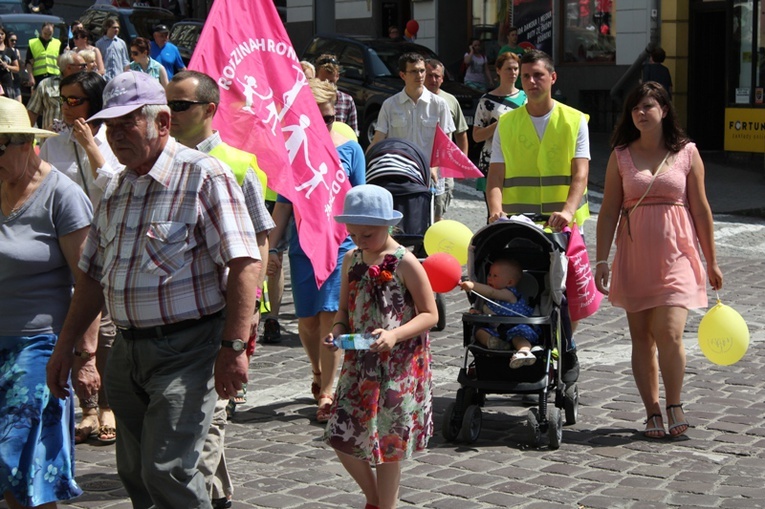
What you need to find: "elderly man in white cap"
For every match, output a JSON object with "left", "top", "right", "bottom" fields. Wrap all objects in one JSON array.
[{"left": 47, "top": 71, "right": 261, "bottom": 509}]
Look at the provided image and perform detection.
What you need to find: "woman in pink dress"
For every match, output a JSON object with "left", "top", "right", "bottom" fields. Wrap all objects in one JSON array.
[{"left": 594, "top": 82, "right": 723, "bottom": 439}]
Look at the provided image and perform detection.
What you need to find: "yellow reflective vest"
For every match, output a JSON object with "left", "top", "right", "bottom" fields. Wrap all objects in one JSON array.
[
  {"left": 209, "top": 141, "right": 268, "bottom": 191},
  {"left": 497, "top": 101, "right": 590, "bottom": 225},
  {"left": 29, "top": 38, "right": 61, "bottom": 78}
]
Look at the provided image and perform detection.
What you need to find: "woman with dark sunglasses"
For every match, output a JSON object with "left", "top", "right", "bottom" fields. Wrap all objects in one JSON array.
[
  {"left": 6, "top": 32, "right": 22, "bottom": 102},
  {"left": 38, "top": 72, "right": 124, "bottom": 446},
  {"left": 0, "top": 27, "right": 19, "bottom": 101},
  {"left": 72, "top": 28, "right": 105, "bottom": 76},
  {"left": 127, "top": 36, "right": 168, "bottom": 87}
]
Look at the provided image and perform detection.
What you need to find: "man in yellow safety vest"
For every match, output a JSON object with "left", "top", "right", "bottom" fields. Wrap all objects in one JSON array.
[
  {"left": 25, "top": 22, "right": 62, "bottom": 88},
  {"left": 486, "top": 49, "right": 590, "bottom": 383}
]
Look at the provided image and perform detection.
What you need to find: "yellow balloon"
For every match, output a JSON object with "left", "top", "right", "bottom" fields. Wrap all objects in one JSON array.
[
  {"left": 423, "top": 220, "right": 472, "bottom": 265},
  {"left": 698, "top": 302, "right": 749, "bottom": 366}
]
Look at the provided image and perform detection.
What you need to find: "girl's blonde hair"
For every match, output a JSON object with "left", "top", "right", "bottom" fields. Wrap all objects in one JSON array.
[
  {"left": 308, "top": 77, "right": 337, "bottom": 106},
  {"left": 79, "top": 48, "right": 96, "bottom": 66}
]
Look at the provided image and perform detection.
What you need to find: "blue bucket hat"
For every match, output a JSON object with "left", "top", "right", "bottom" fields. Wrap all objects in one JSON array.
[{"left": 335, "top": 185, "right": 403, "bottom": 226}]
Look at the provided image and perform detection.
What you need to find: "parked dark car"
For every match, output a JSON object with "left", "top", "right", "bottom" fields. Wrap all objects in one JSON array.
[
  {"left": 0, "top": 0, "right": 24, "bottom": 14},
  {"left": 169, "top": 19, "right": 202, "bottom": 66},
  {"left": 302, "top": 34, "right": 483, "bottom": 148},
  {"left": 78, "top": 3, "right": 175, "bottom": 45},
  {"left": 0, "top": 13, "right": 67, "bottom": 102}
]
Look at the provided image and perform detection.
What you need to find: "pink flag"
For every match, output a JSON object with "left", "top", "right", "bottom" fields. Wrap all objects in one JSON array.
[
  {"left": 430, "top": 125, "right": 483, "bottom": 179},
  {"left": 189, "top": 0, "right": 349, "bottom": 286}
]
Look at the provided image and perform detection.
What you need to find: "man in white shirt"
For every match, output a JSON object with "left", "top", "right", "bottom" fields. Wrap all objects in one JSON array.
[
  {"left": 370, "top": 52, "right": 454, "bottom": 202},
  {"left": 424, "top": 58, "right": 469, "bottom": 221}
]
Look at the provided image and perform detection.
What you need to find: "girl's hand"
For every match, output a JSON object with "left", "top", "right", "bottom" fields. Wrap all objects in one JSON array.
[
  {"left": 459, "top": 280, "right": 474, "bottom": 292},
  {"left": 322, "top": 332, "right": 338, "bottom": 351},
  {"left": 707, "top": 262, "right": 723, "bottom": 291},
  {"left": 594, "top": 264, "right": 610, "bottom": 295},
  {"left": 370, "top": 329, "right": 396, "bottom": 352}
]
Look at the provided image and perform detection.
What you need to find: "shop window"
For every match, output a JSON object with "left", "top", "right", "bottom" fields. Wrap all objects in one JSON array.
[
  {"left": 733, "top": 0, "right": 755, "bottom": 103},
  {"left": 561, "top": 0, "right": 615, "bottom": 63}
]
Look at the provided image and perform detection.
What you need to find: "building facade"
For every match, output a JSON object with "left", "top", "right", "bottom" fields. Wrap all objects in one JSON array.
[{"left": 284, "top": 0, "right": 764, "bottom": 153}]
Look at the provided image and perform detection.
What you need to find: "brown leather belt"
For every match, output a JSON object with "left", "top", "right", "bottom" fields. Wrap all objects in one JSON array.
[{"left": 118, "top": 310, "right": 223, "bottom": 340}]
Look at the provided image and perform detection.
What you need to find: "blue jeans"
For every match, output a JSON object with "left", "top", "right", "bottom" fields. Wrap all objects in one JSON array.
[{"left": 106, "top": 316, "right": 223, "bottom": 509}]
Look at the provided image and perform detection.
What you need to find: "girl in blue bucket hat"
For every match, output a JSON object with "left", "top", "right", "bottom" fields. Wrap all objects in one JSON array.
[{"left": 322, "top": 184, "right": 438, "bottom": 509}]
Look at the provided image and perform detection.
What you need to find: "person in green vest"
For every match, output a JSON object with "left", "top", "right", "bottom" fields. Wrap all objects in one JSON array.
[
  {"left": 486, "top": 49, "right": 590, "bottom": 383},
  {"left": 24, "top": 22, "right": 63, "bottom": 89},
  {"left": 166, "top": 70, "right": 275, "bottom": 509}
]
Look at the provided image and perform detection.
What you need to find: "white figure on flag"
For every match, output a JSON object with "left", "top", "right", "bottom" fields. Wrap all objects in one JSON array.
[
  {"left": 278, "top": 65, "right": 309, "bottom": 122},
  {"left": 295, "top": 162, "right": 330, "bottom": 199},
  {"left": 237, "top": 75, "right": 279, "bottom": 134}
]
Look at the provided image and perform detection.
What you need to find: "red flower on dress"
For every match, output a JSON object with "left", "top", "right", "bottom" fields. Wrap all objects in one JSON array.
[{"left": 368, "top": 254, "right": 397, "bottom": 285}]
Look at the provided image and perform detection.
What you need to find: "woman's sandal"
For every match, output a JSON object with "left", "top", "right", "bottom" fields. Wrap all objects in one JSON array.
[
  {"left": 74, "top": 408, "right": 100, "bottom": 444},
  {"left": 667, "top": 404, "right": 689, "bottom": 437},
  {"left": 311, "top": 371, "right": 321, "bottom": 403},
  {"left": 643, "top": 413, "right": 666, "bottom": 439},
  {"left": 316, "top": 393, "right": 333, "bottom": 423},
  {"left": 97, "top": 408, "right": 117, "bottom": 444}
]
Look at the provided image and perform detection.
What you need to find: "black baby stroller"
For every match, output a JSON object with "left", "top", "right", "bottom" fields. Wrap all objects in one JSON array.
[
  {"left": 365, "top": 137, "right": 432, "bottom": 255},
  {"left": 365, "top": 138, "right": 447, "bottom": 330},
  {"left": 441, "top": 217, "right": 579, "bottom": 449}
]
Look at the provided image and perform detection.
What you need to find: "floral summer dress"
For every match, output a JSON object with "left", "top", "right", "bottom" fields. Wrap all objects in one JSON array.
[{"left": 324, "top": 246, "right": 433, "bottom": 464}]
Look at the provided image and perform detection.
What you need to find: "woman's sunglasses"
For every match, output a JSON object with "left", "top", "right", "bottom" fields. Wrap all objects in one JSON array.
[
  {"left": 59, "top": 95, "right": 89, "bottom": 107},
  {"left": 167, "top": 100, "right": 208, "bottom": 112},
  {"left": 323, "top": 114, "right": 335, "bottom": 126}
]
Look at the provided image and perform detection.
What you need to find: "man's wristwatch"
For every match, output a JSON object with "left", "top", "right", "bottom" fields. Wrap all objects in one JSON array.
[
  {"left": 73, "top": 350, "right": 94, "bottom": 360},
  {"left": 221, "top": 339, "right": 246, "bottom": 352}
]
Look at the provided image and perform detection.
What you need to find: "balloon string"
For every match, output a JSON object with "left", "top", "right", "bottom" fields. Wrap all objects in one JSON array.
[
  {"left": 715, "top": 290, "right": 720, "bottom": 304},
  {"left": 470, "top": 290, "right": 528, "bottom": 317}
]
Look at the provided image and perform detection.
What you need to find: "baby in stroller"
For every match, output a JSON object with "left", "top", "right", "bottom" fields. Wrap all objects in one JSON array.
[{"left": 459, "top": 258, "right": 541, "bottom": 368}]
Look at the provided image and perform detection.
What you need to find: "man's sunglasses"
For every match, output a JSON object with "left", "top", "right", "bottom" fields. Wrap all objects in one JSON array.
[
  {"left": 167, "top": 100, "right": 209, "bottom": 112},
  {"left": 59, "top": 95, "right": 89, "bottom": 107}
]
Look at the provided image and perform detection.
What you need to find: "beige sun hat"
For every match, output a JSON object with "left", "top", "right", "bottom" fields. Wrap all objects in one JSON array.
[{"left": 0, "top": 97, "right": 57, "bottom": 137}]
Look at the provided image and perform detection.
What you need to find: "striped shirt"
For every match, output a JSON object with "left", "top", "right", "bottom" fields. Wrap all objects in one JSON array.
[
  {"left": 79, "top": 138, "right": 260, "bottom": 328},
  {"left": 26, "top": 75, "right": 61, "bottom": 131}
]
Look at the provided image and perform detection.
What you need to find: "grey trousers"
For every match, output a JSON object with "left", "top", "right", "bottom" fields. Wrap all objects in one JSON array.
[
  {"left": 106, "top": 316, "right": 222, "bottom": 509},
  {"left": 199, "top": 398, "right": 234, "bottom": 500}
]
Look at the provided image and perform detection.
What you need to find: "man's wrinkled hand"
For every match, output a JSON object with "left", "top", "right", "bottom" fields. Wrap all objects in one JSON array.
[
  {"left": 73, "top": 360, "right": 101, "bottom": 401},
  {"left": 214, "top": 348, "right": 249, "bottom": 399}
]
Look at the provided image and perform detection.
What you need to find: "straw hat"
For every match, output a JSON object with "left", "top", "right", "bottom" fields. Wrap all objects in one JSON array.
[
  {"left": 0, "top": 97, "right": 57, "bottom": 137},
  {"left": 335, "top": 184, "right": 403, "bottom": 226}
]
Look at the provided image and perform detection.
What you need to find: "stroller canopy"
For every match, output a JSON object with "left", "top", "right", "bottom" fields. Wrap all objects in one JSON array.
[{"left": 366, "top": 138, "right": 430, "bottom": 195}]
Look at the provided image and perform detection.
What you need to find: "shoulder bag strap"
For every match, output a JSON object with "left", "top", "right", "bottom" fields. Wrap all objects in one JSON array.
[{"left": 73, "top": 142, "right": 90, "bottom": 198}]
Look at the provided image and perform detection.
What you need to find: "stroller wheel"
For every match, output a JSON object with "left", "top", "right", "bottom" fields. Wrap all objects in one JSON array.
[
  {"left": 563, "top": 383, "right": 579, "bottom": 425},
  {"left": 441, "top": 402, "right": 461, "bottom": 442},
  {"left": 547, "top": 407, "right": 563, "bottom": 449},
  {"left": 526, "top": 407, "right": 542, "bottom": 447},
  {"left": 432, "top": 293, "right": 447, "bottom": 331},
  {"left": 459, "top": 405, "right": 482, "bottom": 443}
]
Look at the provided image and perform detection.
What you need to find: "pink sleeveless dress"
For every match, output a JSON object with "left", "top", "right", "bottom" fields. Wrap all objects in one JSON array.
[{"left": 609, "top": 143, "right": 708, "bottom": 312}]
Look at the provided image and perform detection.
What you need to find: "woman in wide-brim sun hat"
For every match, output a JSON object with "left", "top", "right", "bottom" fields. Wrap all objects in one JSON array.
[{"left": 0, "top": 96, "right": 99, "bottom": 507}]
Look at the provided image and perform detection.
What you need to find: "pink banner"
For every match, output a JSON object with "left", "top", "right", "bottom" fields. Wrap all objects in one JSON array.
[
  {"left": 430, "top": 125, "right": 483, "bottom": 179},
  {"left": 188, "top": 0, "right": 349, "bottom": 286}
]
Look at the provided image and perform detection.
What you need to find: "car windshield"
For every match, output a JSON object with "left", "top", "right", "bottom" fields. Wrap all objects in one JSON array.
[{"left": 367, "top": 43, "right": 439, "bottom": 78}]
